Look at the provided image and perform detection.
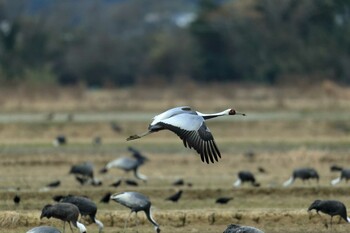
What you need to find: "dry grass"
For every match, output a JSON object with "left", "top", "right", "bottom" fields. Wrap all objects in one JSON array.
[{"left": 0, "top": 84, "right": 350, "bottom": 232}]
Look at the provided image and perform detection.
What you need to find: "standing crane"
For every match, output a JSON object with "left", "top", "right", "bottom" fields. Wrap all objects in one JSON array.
[
  {"left": 331, "top": 168, "right": 350, "bottom": 185},
  {"left": 110, "top": 191, "right": 160, "bottom": 233},
  {"left": 60, "top": 195, "right": 104, "bottom": 233},
  {"left": 127, "top": 106, "right": 245, "bottom": 164},
  {"left": 40, "top": 202, "right": 87, "bottom": 233},
  {"left": 283, "top": 167, "right": 319, "bottom": 187}
]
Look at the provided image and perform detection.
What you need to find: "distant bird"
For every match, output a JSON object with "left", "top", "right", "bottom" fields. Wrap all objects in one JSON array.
[
  {"left": 53, "top": 195, "right": 65, "bottom": 202},
  {"left": 13, "top": 194, "right": 20, "bottom": 204},
  {"left": 100, "top": 192, "right": 112, "bottom": 203},
  {"left": 93, "top": 136, "right": 102, "bottom": 146},
  {"left": 111, "top": 191, "right": 160, "bottom": 233},
  {"left": 27, "top": 226, "right": 61, "bottom": 233},
  {"left": 308, "top": 200, "right": 350, "bottom": 227},
  {"left": 61, "top": 195, "right": 104, "bottom": 233},
  {"left": 40, "top": 202, "right": 87, "bottom": 233},
  {"left": 110, "top": 121, "right": 123, "bottom": 133},
  {"left": 223, "top": 224, "right": 264, "bottom": 233},
  {"left": 127, "top": 106, "right": 245, "bottom": 164},
  {"left": 331, "top": 168, "right": 350, "bottom": 185},
  {"left": 257, "top": 166, "right": 267, "bottom": 173},
  {"left": 67, "top": 113, "right": 74, "bottom": 122},
  {"left": 283, "top": 167, "right": 319, "bottom": 187},
  {"left": 243, "top": 150, "right": 256, "bottom": 160},
  {"left": 53, "top": 135, "right": 67, "bottom": 147},
  {"left": 46, "top": 180, "right": 61, "bottom": 188},
  {"left": 172, "top": 178, "right": 185, "bottom": 186},
  {"left": 215, "top": 197, "right": 233, "bottom": 204},
  {"left": 110, "top": 179, "right": 122, "bottom": 188},
  {"left": 234, "top": 171, "right": 260, "bottom": 187},
  {"left": 330, "top": 165, "right": 343, "bottom": 172},
  {"left": 46, "top": 112, "right": 55, "bottom": 121},
  {"left": 100, "top": 157, "right": 147, "bottom": 182},
  {"left": 125, "top": 179, "right": 138, "bottom": 186},
  {"left": 165, "top": 190, "right": 183, "bottom": 202}
]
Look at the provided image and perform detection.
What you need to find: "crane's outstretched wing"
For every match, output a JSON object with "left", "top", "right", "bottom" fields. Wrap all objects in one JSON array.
[{"left": 158, "top": 114, "right": 221, "bottom": 164}]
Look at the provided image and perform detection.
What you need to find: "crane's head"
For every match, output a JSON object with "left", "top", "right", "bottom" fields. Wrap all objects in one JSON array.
[
  {"left": 40, "top": 204, "right": 52, "bottom": 219},
  {"left": 229, "top": 109, "right": 246, "bottom": 116},
  {"left": 308, "top": 200, "right": 321, "bottom": 212},
  {"left": 154, "top": 226, "right": 161, "bottom": 233}
]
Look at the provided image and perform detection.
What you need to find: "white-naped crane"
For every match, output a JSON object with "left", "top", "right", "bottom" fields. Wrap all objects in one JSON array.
[
  {"left": 223, "top": 224, "right": 264, "bottom": 233},
  {"left": 27, "top": 226, "right": 61, "bottom": 233},
  {"left": 100, "top": 156, "right": 148, "bottom": 182},
  {"left": 127, "top": 106, "right": 245, "bottom": 164},
  {"left": 331, "top": 168, "right": 350, "bottom": 185},
  {"left": 283, "top": 167, "right": 319, "bottom": 187},
  {"left": 308, "top": 199, "right": 350, "bottom": 228},
  {"left": 60, "top": 195, "right": 104, "bottom": 233},
  {"left": 40, "top": 202, "right": 87, "bottom": 233},
  {"left": 111, "top": 191, "right": 160, "bottom": 233}
]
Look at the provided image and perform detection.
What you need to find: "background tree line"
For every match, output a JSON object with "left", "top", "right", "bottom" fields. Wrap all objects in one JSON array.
[{"left": 0, "top": 0, "right": 349, "bottom": 87}]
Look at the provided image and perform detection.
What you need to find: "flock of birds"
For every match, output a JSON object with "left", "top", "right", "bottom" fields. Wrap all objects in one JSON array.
[{"left": 18, "top": 106, "right": 350, "bottom": 232}]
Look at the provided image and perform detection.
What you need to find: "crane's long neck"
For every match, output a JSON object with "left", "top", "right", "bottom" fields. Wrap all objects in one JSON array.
[
  {"left": 145, "top": 207, "right": 159, "bottom": 230},
  {"left": 133, "top": 167, "right": 148, "bottom": 182},
  {"left": 196, "top": 109, "right": 230, "bottom": 120},
  {"left": 94, "top": 218, "right": 104, "bottom": 233}
]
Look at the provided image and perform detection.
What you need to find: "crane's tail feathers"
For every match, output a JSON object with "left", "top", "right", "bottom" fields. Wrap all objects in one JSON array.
[
  {"left": 331, "top": 177, "right": 341, "bottom": 185},
  {"left": 126, "top": 131, "right": 152, "bottom": 141},
  {"left": 283, "top": 177, "right": 294, "bottom": 187},
  {"left": 233, "top": 179, "right": 242, "bottom": 187}
]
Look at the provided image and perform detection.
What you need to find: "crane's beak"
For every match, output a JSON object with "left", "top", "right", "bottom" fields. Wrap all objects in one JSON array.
[{"left": 236, "top": 112, "right": 246, "bottom": 116}]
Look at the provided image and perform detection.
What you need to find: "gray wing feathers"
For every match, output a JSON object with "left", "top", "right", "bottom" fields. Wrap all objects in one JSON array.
[{"left": 159, "top": 122, "right": 221, "bottom": 164}]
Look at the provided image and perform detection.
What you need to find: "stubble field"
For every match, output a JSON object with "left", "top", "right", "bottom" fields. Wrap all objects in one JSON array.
[{"left": 0, "top": 83, "right": 350, "bottom": 233}]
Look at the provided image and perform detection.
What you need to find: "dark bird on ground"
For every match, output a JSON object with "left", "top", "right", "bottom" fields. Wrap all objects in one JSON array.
[
  {"left": 53, "top": 135, "right": 67, "bottom": 147},
  {"left": 234, "top": 171, "right": 260, "bottom": 187},
  {"left": 330, "top": 165, "right": 343, "bottom": 172},
  {"left": 127, "top": 106, "right": 245, "bottom": 164},
  {"left": 283, "top": 167, "right": 319, "bottom": 187},
  {"left": 110, "top": 121, "right": 123, "bottom": 133},
  {"left": 111, "top": 191, "right": 160, "bottom": 233},
  {"left": 40, "top": 202, "right": 87, "bottom": 233},
  {"left": 331, "top": 168, "right": 350, "bottom": 185},
  {"left": 27, "top": 226, "right": 62, "bottom": 233},
  {"left": 110, "top": 179, "right": 122, "bottom": 188},
  {"left": 172, "top": 178, "right": 184, "bottom": 186},
  {"left": 216, "top": 197, "right": 233, "bottom": 205},
  {"left": 100, "top": 156, "right": 148, "bottom": 182},
  {"left": 93, "top": 136, "right": 102, "bottom": 146},
  {"left": 60, "top": 195, "right": 104, "bottom": 233},
  {"left": 243, "top": 150, "right": 256, "bottom": 160},
  {"left": 308, "top": 200, "right": 350, "bottom": 227},
  {"left": 100, "top": 192, "right": 112, "bottom": 203},
  {"left": 223, "top": 224, "right": 264, "bottom": 233},
  {"left": 165, "top": 190, "right": 183, "bottom": 202},
  {"left": 13, "top": 194, "right": 20, "bottom": 204},
  {"left": 125, "top": 179, "right": 138, "bottom": 186},
  {"left": 257, "top": 166, "right": 267, "bottom": 173},
  {"left": 47, "top": 180, "right": 61, "bottom": 188},
  {"left": 53, "top": 195, "right": 65, "bottom": 202}
]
